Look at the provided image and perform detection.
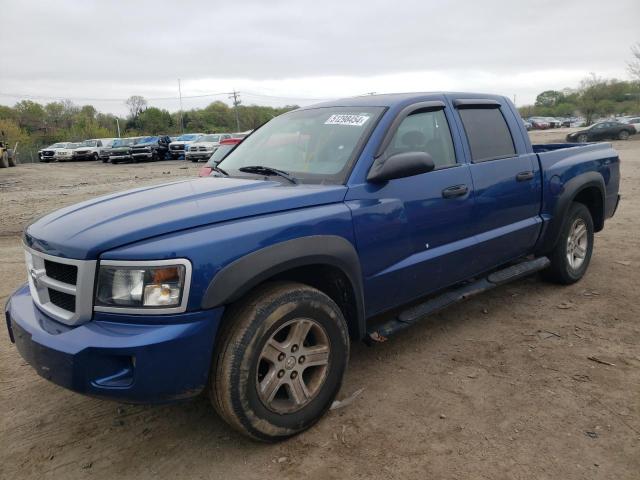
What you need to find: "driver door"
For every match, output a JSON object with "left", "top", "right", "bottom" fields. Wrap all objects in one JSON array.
[{"left": 346, "top": 103, "right": 477, "bottom": 316}]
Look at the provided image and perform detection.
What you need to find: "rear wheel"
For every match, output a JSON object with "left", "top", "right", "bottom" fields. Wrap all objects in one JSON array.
[
  {"left": 7, "top": 150, "right": 17, "bottom": 167},
  {"left": 210, "top": 282, "right": 350, "bottom": 442},
  {"left": 0, "top": 152, "right": 8, "bottom": 168},
  {"left": 544, "top": 202, "right": 594, "bottom": 284},
  {"left": 618, "top": 130, "right": 630, "bottom": 140}
]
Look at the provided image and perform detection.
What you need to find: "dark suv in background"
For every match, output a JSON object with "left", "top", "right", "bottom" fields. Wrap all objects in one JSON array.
[{"left": 130, "top": 135, "right": 172, "bottom": 162}]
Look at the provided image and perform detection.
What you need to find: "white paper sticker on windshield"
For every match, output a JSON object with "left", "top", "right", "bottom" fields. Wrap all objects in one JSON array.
[{"left": 325, "top": 114, "right": 370, "bottom": 127}]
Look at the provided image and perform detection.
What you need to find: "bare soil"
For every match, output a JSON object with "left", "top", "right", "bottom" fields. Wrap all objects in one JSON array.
[{"left": 1, "top": 132, "right": 639, "bottom": 480}]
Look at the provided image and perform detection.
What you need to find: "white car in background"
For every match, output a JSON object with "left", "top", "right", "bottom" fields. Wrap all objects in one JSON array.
[
  {"left": 72, "top": 138, "right": 116, "bottom": 161},
  {"left": 38, "top": 142, "right": 71, "bottom": 162},
  {"left": 168, "top": 133, "right": 204, "bottom": 159},
  {"left": 185, "top": 133, "right": 234, "bottom": 162},
  {"left": 621, "top": 116, "right": 640, "bottom": 133},
  {"left": 54, "top": 142, "right": 82, "bottom": 161}
]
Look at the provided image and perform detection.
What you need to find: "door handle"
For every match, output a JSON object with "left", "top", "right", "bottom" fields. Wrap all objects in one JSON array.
[
  {"left": 442, "top": 184, "right": 469, "bottom": 199},
  {"left": 516, "top": 171, "right": 534, "bottom": 182}
]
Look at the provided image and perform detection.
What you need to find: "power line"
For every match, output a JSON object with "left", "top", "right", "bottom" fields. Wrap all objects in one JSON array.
[{"left": 0, "top": 90, "right": 331, "bottom": 103}]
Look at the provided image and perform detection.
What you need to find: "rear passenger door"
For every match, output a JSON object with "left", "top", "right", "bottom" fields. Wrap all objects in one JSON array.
[{"left": 450, "top": 97, "right": 542, "bottom": 272}]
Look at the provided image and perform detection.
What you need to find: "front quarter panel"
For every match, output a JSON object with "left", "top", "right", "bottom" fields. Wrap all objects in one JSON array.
[{"left": 100, "top": 203, "right": 358, "bottom": 313}]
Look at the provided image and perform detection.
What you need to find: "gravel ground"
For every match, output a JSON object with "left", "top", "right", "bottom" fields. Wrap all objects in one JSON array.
[{"left": 1, "top": 131, "right": 639, "bottom": 480}]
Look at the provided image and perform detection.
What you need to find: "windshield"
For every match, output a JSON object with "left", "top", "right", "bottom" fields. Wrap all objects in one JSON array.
[
  {"left": 176, "top": 134, "right": 200, "bottom": 141},
  {"left": 206, "top": 144, "right": 237, "bottom": 166},
  {"left": 79, "top": 140, "right": 97, "bottom": 147},
  {"left": 219, "top": 106, "right": 384, "bottom": 183},
  {"left": 138, "top": 136, "right": 158, "bottom": 144},
  {"left": 198, "top": 134, "right": 221, "bottom": 143},
  {"left": 67, "top": 143, "right": 81, "bottom": 148},
  {"left": 51, "top": 143, "right": 67, "bottom": 148},
  {"left": 113, "top": 138, "right": 134, "bottom": 147}
]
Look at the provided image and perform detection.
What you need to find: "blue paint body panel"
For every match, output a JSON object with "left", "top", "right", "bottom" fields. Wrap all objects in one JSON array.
[{"left": 7, "top": 92, "right": 620, "bottom": 404}]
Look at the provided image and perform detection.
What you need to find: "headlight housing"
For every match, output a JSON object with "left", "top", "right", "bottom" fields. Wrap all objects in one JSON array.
[{"left": 94, "top": 259, "right": 192, "bottom": 314}]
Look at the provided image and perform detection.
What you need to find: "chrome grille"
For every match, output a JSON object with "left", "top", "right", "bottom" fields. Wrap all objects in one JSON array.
[{"left": 24, "top": 246, "right": 97, "bottom": 325}]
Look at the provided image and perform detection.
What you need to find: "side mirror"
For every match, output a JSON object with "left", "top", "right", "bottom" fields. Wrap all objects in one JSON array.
[{"left": 367, "top": 151, "right": 435, "bottom": 183}]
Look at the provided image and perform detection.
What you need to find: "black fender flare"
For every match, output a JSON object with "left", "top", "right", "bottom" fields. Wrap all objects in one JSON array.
[
  {"left": 201, "top": 235, "right": 366, "bottom": 339},
  {"left": 535, "top": 171, "right": 605, "bottom": 254}
]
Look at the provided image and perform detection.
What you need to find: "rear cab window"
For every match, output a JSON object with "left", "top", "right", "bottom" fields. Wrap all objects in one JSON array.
[{"left": 457, "top": 107, "right": 516, "bottom": 162}]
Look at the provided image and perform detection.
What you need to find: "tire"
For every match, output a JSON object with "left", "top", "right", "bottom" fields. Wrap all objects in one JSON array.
[
  {"left": 210, "top": 281, "right": 350, "bottom": 442},
  {"left": 93, "top": 153, "right": 99, "bottom": 161},
  {"left": 577, "top": 134, "right": 588, "bottom": 143},
  {"left": 0, "top": 152, "right": 7, "bottom": 168},
  {"left": 544, "top": 202, "right": 594, "bottom": 284},
  {"left": 617, "top": 130, "right": 630, "bottom": 140},
  {"left": 7, "top": 150, "right": 17, "bottom": 167}
]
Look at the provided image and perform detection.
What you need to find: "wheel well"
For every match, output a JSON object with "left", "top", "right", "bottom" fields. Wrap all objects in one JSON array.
[
  {"left": 267, "top": 264, "right": 360, "bottom": 340},
  {"left": 573, "top": 187, "right": 604, "bottom": 231}
]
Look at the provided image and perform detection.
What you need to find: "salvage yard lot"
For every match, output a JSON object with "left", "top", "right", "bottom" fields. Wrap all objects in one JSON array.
[{"left": 1, "top": 130, "right": 639, "bottom": 480}]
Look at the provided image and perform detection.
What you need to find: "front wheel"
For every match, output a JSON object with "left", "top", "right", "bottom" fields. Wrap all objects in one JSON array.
[
  {"left": 0, "top": 152, "right": 8, "bottom": 168},
  {"left": 210, "top": 282, "right": 350, "bottom": 442},
  {"left": 544, "top": 202, "right": 594, "bottom": 284},
  {"left": 577, "top": 134, "right": 588, "bottom": 143},
  {"left": 618, "top": 130, "right": 630, "bottom": 140}
]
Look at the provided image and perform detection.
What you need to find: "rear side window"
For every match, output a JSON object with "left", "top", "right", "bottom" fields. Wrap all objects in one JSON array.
[{"left": 458, "top": 108, "right": 515, "bottom": 162}]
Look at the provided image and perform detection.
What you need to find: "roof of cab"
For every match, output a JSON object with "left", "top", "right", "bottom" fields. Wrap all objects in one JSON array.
[{"left": 302, "top": 92, "right": 507, "bottom": 109}]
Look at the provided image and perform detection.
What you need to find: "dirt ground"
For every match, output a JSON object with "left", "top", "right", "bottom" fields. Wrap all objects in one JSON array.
[{"left": 1, "top": 131, "right": 639, "bottom": 480}]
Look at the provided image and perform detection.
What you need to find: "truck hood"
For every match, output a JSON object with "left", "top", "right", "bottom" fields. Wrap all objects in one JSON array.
[{"left": 25, "top": 177, "right": 347, "bottom": 259}]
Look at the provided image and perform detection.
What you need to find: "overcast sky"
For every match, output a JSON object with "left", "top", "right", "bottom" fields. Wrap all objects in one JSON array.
[{"left": 1, "top": 0, "right": 638, "bottom": 115}]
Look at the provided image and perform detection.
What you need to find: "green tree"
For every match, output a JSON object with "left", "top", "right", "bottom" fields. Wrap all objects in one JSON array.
[{"left": 535, "top": 90, "right": 564, "bottom": 108}]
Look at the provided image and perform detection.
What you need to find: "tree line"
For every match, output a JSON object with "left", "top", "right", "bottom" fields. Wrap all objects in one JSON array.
[
  {"left": 0, "top": 96, "right": 297, "bottom": 158},
  {"left": 518, "top": 75, "right": 640, "bottom": 125}
]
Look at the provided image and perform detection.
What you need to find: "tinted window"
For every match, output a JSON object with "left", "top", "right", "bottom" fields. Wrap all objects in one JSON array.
[
  {"left": 385, "top": 109, "right": 456, "bottom": 169},
  {"left": 458, "top": 108, "right": 515, "bottom": 162}
]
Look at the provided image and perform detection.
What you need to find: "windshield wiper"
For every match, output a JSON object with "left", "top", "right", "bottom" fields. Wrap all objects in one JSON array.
[
  {"left": 238, "top": 165, "right": 298, "bottom": 184},
  {"left": 211, "top": 164, "right": 228, "bottom": 176}
]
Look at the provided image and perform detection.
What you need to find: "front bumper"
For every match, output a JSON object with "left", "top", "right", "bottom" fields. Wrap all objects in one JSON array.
[
  {"left": 132, "top": 152, "right": 153, "bottom": 160},
  {"left": 185, "top": 152, "right": 213, "bottom": 161},
  {"left": 5, "top": 283, "right": 224, "bottom": 403}
]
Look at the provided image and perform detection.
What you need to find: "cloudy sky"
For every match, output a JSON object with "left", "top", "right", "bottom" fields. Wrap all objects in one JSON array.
[{"left": 1, "top": 0, "right": 638, "bottom": 115}]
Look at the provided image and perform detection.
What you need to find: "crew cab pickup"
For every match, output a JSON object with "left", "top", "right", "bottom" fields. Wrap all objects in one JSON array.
[
  {"left": 5, "top": 93, "right": 620, "bottom": 442},
  {"left": 72, "top": 138, "right": 116, "bottom": 161},
  {"left": 130, "top": 135, "right": 172, "bottom": 162}
]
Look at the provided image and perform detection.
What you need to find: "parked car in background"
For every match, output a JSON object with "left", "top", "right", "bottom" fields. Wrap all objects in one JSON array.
[
  {"left": 168, "top": 133, "right": 204, "bottom": 159},
  {"left": 54, "top": 142, "right": 81, "bottom": 161},
  {"left": 198, "top": 137, "right": 242, "bottom": 176},
  {"left": 109, "top": 138, "right": 139, "bottom": 164},
  {"left": 566, "top": 121, "right": 636, "bottom": 142},
  {"left": 232, "top": 130, "right": 253, "bottom": 138},
  {"left": 544, "top": 117, "right": 562, "bottom": 128},
  {"left": 186, "top": 133, "right": 233, "bottom": 162},
  {"left": 72, "top": 138, "right": 115, "bottom": 161},
  {"left": 130, "top": 136, "right": 172, "bottom": 162},
  {"left": 38, "top": 142, "right": 71, "bottom": 162},
  {"left": 621, "top": 116, "right": 640, "bottom": 133},
  {"left": 528, "top": 117, "right": 550, "bottom": 129}
]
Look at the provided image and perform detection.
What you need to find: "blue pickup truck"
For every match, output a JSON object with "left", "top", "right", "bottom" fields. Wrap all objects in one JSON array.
[{"left": 5, "top": 93, "right": 620, "bottom": 441}]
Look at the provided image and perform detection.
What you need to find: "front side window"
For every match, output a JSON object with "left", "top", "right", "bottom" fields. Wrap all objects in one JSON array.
[
  {"left": 384, "top": 109, "right": 456, "bottom": 169},
  {"left": 219, "top": 106, "right": 384, "bottom": 183},
  {"left": 458, "top": 107, "right": 515, "bottom": 162}
]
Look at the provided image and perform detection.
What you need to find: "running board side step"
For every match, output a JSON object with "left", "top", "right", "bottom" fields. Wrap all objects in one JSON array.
[{"left": 366, "top": 256, "right": 550, "bottom": 342}]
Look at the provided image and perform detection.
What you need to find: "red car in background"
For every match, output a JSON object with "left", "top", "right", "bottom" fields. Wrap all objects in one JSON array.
[{"left": 198, "top": 137, "right": 242, "bottom": 177}]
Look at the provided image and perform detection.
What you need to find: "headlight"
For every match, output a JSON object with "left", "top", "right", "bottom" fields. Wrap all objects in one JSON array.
[{"left": 94, "top": 260, "right": 191, "bottom": 313}]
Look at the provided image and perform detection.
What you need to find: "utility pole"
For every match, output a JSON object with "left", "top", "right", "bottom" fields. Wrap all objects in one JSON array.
[
  {"left": 178, "top": 79, "right": 184, "bottom": 134},
  {"left": 115, "top": 118, "right": 121, "bottom": 137},
  {"left": 229, "top": 90, "right": 241, "bottom": 131},
  {"left": 513, "top": 94, "right": 517, "bottom": 106}
]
